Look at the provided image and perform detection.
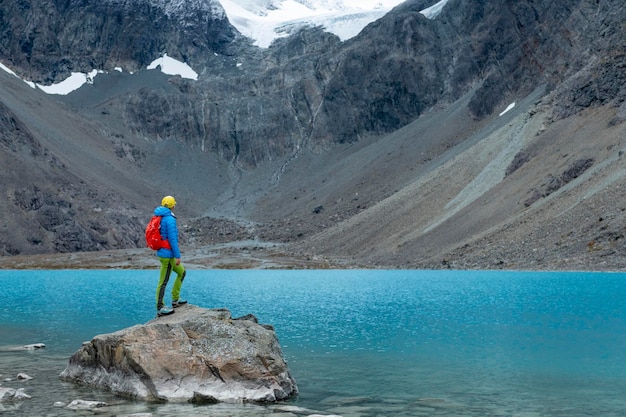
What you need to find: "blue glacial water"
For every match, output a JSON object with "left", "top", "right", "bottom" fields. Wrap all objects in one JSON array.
[{"left": 1, "top": 269, "right": 626, "bottom": 416}]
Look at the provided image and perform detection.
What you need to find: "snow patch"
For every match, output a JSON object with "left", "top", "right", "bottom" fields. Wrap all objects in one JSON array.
[
  {"left": 37, "top": 70, "right": 100, "bottom": 95},
  {"left": 0, "top": 61, "right": 17, "bottom": 77},
  {"left": 499, "top": 102, "right": 516, "bottom": 117},
  {"left": 0, "top": 61, "right": 35, "bottom": 89},
  {"left": 147, "top": 54, "right": 198, "bottom": 80},
  {"left": 1, "top": 53, "right": 199, "bottom": 96},
  {"left": 420, "top": 0, "right": 450, "bottom": 19},
  {"left": 219, "top": 0, "right": 405, "bottom": 48}
]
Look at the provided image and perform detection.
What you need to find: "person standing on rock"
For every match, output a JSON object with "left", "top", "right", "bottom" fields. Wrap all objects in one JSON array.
[{"left": 153, "top": 195, "right": 187, "bottom": 317}]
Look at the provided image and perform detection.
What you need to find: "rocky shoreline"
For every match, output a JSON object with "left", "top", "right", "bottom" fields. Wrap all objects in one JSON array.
[
  {"left": 1, "top": 241, "right": 624, "bottom": 271},
  {"left": 0, "top": 244, "right": 342, "bottom": 270}
]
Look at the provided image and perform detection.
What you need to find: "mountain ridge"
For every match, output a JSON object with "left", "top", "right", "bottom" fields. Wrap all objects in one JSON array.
[{"left": 0, "top": 0, "right": 625, "bottom": 269}]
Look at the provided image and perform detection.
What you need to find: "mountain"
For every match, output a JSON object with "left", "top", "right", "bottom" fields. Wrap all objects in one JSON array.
[
  {"left": 0, "top": 0, "right": 625, "bottom": 270},
  {"left": 219, "top": 0, "right": 406, "bottom": 47}
]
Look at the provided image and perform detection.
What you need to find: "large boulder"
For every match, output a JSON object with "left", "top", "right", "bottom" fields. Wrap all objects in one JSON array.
[{"left": 59, "top": 305, "right": 298, "bottom": 403}]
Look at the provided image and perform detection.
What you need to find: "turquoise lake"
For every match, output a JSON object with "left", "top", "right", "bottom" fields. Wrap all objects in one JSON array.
[{"left": 1, "top": 269, "right": 626, "bottom": 416}]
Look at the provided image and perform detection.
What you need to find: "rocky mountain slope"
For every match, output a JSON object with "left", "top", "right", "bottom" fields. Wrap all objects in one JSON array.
[{"left": 0, "top": 0, "right": 625, "bottom": 269}]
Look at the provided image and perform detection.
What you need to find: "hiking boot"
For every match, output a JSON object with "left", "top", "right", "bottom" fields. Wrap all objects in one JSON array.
[
  {"left": 172, "top": 299, "right": 188, "bottom": 308},
  {"left": 157, "top": 307, "right": 174, "bottom": 317}
]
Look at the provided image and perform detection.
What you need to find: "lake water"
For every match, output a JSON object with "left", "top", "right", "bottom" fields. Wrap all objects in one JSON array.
[{"left": 1, "top": 269, "right": 626, "bottom": 416}]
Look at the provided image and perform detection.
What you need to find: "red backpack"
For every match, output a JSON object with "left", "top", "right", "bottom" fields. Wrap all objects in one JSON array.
[{"left": 145, "top": 215, "right": 172, "bottom": 250}]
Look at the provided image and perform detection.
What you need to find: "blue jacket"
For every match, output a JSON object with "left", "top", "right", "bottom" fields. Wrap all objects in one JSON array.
[{"left": 153, "top": 206, "right": 181, "bottom": 259}]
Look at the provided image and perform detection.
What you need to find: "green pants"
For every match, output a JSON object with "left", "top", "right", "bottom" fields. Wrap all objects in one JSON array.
[{"left": 156, "top": 257, "right": 186, "bottom": 310}]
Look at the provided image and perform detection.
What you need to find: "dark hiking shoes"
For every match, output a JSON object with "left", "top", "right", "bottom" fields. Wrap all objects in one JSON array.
[
  {"left": 172, "top": 299, "right": 188, "bottom": 308},
  {"left": 157, "top": 307, "right": 174, "bottom": 317}
]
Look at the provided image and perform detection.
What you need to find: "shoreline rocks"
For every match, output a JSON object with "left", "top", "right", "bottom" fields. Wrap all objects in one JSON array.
[
  {"left": 59, "top": 305, "right": 298, "bottom": 403},
  {"left": 66, "top": 399, "right": 107, "bottom": 410},
  {"left": 0, "top": 343, "right": 46, "bottom": 352},
  {"left": 0, "top": 387, "right": 31, "bottom": 402}
]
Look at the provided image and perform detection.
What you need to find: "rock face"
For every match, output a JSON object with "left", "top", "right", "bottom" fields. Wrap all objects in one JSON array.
[
  {"left": 0, "top": 0, "right": 239, "bottom": 83},
  {"left": 4, "top": 0, "right": 624, "bottom": 167},
  {"left": 0, "top": 0, "right": 625, "bottom": 267},
  {"left": 59, "top": 305, "right": 298, "bottom": 403}
]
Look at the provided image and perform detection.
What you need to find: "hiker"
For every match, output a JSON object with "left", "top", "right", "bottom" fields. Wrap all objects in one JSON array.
[{"left": 153, "top": 195, "right": 187, "bottom": 316}]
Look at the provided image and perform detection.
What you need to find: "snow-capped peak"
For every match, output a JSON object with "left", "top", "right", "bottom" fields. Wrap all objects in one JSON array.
[
  {"left": 219, "top": 0, "right": 407, "bottom": 48},
  {"left": 0, "top": 0, "right": 454, "bottom": 94}
]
